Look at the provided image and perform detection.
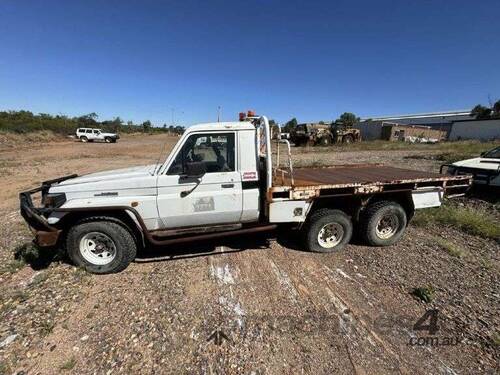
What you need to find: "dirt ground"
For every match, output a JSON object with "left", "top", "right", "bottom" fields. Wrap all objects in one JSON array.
[{"left": 0, "top": 134, "right": 498, "bottom": 375}]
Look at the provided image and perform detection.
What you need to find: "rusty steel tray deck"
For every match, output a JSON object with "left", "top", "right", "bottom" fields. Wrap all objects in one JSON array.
[{"left": 271, "top": 164, "right": 472, "bottom": 200}]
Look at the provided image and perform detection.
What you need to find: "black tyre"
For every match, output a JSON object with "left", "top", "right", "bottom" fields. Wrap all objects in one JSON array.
[
  {"left": 66, "top": 220, "right": 137, "bottom": 274},
  {"left": 105, "top": 137, "right": 112, "bottom": 143},
  {"left": 360, "top": 201, "right": 407, "bottom": 246},
  {"left": 80, "top": 136, "right": 88, "bottom": 143},
  {"left": 343, "top": 135, "right": 354, "bottom": 144},
  {"left": 319, "top": 136, "right": 332, "bottom": 146},
  {"left": 304, "top": 209, "right": 353, "bottom": 253}
]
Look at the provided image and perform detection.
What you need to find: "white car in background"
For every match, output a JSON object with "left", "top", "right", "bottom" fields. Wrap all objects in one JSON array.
[
  {"left": 76, "top": 128, "right": 120, "bottom": 143},
  {"left": 442, "top": 146, "right": 500, "bottom": 187}
]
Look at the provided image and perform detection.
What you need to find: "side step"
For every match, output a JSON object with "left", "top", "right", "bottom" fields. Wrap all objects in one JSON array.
[
  {"left": 152, "top": 223, "right": 242, "bottom": 239},
  {"left": 146, "top": 224, "right": 278, "bottom": 246}
]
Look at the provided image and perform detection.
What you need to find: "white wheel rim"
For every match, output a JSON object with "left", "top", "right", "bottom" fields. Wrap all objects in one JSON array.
[
  {"left": 79, "top": 232, "right": 116, "bottom": 265},
  {"left": 376, "top": 213, "right": 399, "bottom": 239},
  {"left": 317, "top": 222, "right": 344, "bottom": 248}
]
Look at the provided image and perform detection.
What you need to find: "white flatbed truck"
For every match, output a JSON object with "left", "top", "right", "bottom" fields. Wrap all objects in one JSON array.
[{"left": 20, "top": 113, "right": 472, "bottom": 273}]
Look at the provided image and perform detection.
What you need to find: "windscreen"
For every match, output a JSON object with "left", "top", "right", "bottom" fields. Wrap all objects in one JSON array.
[{"left": 483, "top": 147, "right": 500, "bottom": 158}]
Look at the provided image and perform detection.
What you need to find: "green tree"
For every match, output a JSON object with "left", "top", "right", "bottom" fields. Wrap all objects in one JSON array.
[
  {"left": 269, "top": 119, "right": 280, "bottom": 138},
  {"left": 470, "top": 104, "right": 492, "bottom": 119},
  {"left": 282, "top": 117, "right": 298, "bottom": 133},
  {"left": 142, "top": 120, "right": 152, "bottom": 133},
  {"left": 110, "top": 116, "right": 123, "bottom": 133},
  {"left": 492, "top": 100, "right": 500, "bottom": 118},
  {"left": 334, "top": 112, "right": 359, "bottom": 128},
  {"left": 78, "top": 112, "right": 99, "bottom": 127}
]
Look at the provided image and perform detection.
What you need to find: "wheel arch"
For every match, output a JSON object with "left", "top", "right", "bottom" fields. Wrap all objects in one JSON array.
[
  {"left": 361, "top": 191, "right": 415, "bottom": 221},
  {"left": 55, "top": 209, "right": 145, "bottom": 249}
]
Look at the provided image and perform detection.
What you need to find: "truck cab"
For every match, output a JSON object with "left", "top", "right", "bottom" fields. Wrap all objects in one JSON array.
[{"left": 155, "top": 121, "right": 261, "bottom": 228}]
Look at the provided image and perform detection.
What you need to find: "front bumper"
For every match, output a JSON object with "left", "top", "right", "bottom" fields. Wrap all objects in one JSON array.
[{"left": 20, "top": 174, "right": 77, "bottom": 246}]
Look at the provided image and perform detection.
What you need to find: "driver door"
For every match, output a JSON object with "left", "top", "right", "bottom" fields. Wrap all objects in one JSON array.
[
  {"left": 156, "top": 132, "right": 242, "bottom": 229},
  {"left": 93, "top": 129, "right": 103, "bottom": 140}
]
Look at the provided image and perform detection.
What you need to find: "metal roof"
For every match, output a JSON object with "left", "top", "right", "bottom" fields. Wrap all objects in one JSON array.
[{"left": 361, "top": 110, "right": 471, "bottom": 121}]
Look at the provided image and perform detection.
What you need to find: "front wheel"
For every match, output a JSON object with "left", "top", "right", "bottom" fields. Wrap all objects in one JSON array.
[
  {"left": 343, "top": 135, "right": 354, "bottom": 144},
  {"left": 105, "top": 137, "right": 112, "bottom": 143},
  {"left": 319, "top": 136, "right": 332, "bottom": 146},
  {"left": 66, "top": 220, "right": 137, "bottom": 274},
  {"left": 360, "top": 201, "right": 407, "bottom": 246},
  {"left": 304, "top": 209, "right": 353, "bottom": 253}
]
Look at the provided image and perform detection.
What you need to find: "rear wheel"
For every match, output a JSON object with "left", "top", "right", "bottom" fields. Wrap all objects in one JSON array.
[
  {"left": 80, "top": 136, "right": 88, "bottom": 143},
  {"left": 304, "top": 209, "right": 353, "bottom": 253},
  {"left": 360, "top": 201, "right": 407, "bottom": 246},
  {"left": 343, "top": 134, "right": 354, "bottom": 144},
  {"left": 66, "top": 220, "right": 137, "bottom": 274}
]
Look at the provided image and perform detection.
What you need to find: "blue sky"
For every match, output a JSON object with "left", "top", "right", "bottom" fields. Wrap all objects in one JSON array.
[{"left": 1, "top": 0, "right": 499, "bottom": 126}]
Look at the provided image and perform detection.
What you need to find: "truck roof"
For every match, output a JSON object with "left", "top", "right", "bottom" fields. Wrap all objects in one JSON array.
[{"left": 186, "top": 121, "right": 255, "bottom": 133}]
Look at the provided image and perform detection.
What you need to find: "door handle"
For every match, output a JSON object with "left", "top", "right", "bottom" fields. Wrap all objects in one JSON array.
[{"left": 221, "top": 183, "right": 234, "bottom": 188}]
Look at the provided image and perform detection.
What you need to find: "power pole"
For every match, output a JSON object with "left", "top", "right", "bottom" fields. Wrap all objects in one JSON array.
[{"left": 217, "top": 106, "right": 222, "bottom": 122}]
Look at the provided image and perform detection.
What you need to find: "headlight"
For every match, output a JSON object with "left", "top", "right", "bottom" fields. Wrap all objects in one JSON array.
[{"left": 43, "top": 193, "right": 66, "bottom": 208}]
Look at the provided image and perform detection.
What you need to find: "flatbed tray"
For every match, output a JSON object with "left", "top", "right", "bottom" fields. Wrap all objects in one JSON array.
[
  {"left": 275, "top": 164, "right": 464, "bottom": 187},
  {"left": 270, "top": 164, "right": 472, "bottom": 199}
]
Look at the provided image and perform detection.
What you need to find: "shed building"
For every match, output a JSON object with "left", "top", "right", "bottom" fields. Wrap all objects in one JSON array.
[
  {"left": 448, "top": 119, "right": 500, "bottom": 141},
  {"left": 381, "top": 124, "right": 447, "bottom": 142}
]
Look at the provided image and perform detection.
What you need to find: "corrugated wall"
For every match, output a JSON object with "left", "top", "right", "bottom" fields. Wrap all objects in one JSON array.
[
  {"left": 449, "top": 119, "right": 500, "bottom": 140},
  {"left": 354, "top": 121, "right": 385, "bottom": 140}
]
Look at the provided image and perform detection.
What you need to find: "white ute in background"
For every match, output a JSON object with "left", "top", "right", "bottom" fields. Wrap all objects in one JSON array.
[
  {"left": 76, "top": 128, "right": 120, "bottom": 143},
  {"left": 443, "top": 146, "right": 500, "bottom": 187}
]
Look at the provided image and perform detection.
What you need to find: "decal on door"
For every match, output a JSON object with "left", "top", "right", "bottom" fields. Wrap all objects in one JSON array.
[
  {"left": 242, "top": 171, "right": 257, "bottom": 181},
  {"left": 193, "top": 197, "right": 215, "bottom": 212}
]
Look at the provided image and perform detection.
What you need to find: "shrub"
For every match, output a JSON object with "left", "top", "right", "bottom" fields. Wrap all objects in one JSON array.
[{"left": 412, "top": 286, "right": 435, "bottom": 303}]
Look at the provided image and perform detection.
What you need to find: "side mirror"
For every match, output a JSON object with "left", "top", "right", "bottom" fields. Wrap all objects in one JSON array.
[{"left": 185, "top": 161, "right": 206, "bottom": 178}]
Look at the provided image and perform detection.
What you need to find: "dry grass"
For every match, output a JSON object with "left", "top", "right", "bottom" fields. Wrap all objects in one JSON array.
[
  {"left": 413, "top": 203, "right": 500, "bottom": 241},
  {"left": 434, "top": 237, "right": 466, "bottom": 258},
  {"left": 60, "top": 357, "right": 76, "bottom": 371},
  {"left": 0, "top": 130, "right": 63, "bottom": 150}
]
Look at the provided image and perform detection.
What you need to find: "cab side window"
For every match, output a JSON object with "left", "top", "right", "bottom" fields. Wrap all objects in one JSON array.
[
  {"left": 167, "top": 133, "right": 235, "bottom": 175},
  {"left": 86, "top": 129, "right": 92, "bottom": 134}
]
